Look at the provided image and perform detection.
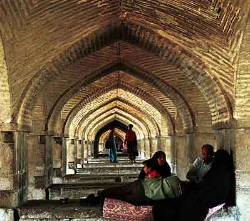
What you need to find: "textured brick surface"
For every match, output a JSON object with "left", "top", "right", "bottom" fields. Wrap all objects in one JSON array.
[
  {"left": 0, "top": 1, "right": 250, "bottom": 219},
  {"left": 0, "top": 37, "right": 11, "bottom": 124}
]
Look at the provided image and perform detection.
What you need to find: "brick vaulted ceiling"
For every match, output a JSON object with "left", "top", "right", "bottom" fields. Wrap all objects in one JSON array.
[{"left": 0, "top": 0, "right": 249, "bottom": 138}]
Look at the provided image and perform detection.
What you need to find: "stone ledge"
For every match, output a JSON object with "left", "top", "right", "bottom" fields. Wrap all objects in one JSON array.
[
  {"left": 17, "top": 200, "right": 106, "bottom": 220},
  {"left": 236, "top": 170, "right": 250, "bottom": 189},
  {"left": 0, "top": 208, "right": 14, "bottom": 221}
]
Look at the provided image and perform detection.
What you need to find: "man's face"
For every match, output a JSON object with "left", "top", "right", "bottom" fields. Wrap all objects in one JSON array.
[{"left": 202, "top": 147, "right": 213, "bottom": 164}]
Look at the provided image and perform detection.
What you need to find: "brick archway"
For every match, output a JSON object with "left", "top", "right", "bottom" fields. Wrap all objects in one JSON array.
[
  {"left": 81, "top": 108, "right": 150, "bottom": 141},
  {"left": 16, "top": 23, "right": 231, "bottom": 131},
  {"left": 47, "top": 61, "right": 192, "bottom": 135},
  {"left": 72, "top": 100, "right": 160, "bottom": 139},
  {"left": 62, "top": 84, "right": 172, "bottom": 137}
]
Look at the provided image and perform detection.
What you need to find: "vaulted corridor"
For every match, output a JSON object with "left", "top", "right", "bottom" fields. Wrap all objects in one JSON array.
[{"left": 0, "top": 0, "right": 250, "bottom": 220}]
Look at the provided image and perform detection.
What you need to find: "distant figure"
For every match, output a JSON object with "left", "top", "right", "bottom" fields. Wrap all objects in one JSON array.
[
  {"left": 124, "top": 124, "right": 138, "bottom": 163},
  {"left": 108, "top": 127, "right": 118, "bottom": 163},
  {"left": 186, "top": 144, "right": 214, "bottom": 184},
  {"left": 116, "top": 138, "right": 123, "bottom": 152},
  {"left": 139, "top": 151, "right": 171, "bottom": 180}
]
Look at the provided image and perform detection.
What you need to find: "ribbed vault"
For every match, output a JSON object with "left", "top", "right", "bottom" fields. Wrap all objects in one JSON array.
[
  {"left": 65, "top": 86, "right": 170, "bottom": 134},
  {"left": 1, "top": 0, "right": 247, "bottom": 134},
  {"left": 46, "top": 56, "right": 195, "bottom": 134},
  {"left": 84, "top": 110, "right": 147, "bottom": 141},
  {"left": 1, "top": 1, "right": 250, "bottom": 215},
  {"left": 61, "top": 80, "right": 172, "bottom": 136},
  {"left": 80, "top": 105, "right": 155, "bottom": 140},
  {"left": 17, "top": 29, "right": 230, "bottom": 130},
  {"left": 75, "top": 99, "right": 161, "bottom": 139},
  {"left": 67, "top": 89, "right": 161, "bottom": 138}
]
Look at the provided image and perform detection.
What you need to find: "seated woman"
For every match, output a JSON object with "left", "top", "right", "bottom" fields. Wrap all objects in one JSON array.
[
  {"left": 86, "top": 158, "right": 182, "bottom": 206},
  {"left": 138, "top": 151, "right": 171, "bottom": 180},
  {"left": 153, "top": 149, "right": 235, "bottom": 221}
]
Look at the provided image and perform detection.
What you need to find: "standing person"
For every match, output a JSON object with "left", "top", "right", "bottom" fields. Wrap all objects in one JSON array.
[
  {"left": 108, "top": 127, "right": 118, "bottom": 163},
  {"left": 138, "top": 151, "right": 171, "bottom": 180},
  {"left": 186, "top": 144, "right": 214, "bottom": 184},
  {"left": 124, "top": 124, "right": 137, "bottom": 163}
]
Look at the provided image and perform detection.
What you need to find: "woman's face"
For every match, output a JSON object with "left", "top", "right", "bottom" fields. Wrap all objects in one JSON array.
[{"left": 157, "top": 155, "right": 166, "bottom": 165}]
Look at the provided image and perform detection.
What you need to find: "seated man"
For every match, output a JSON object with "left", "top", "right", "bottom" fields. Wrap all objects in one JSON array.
[{"left": 186, "top": 144, "right": 214, "bottom": 184}]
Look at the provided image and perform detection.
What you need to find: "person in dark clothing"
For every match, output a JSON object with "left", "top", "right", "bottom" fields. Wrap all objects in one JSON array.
[
  {"left": 108, "top": 127, "right": 117, "bottom": 163},
  {"left": 124, "top": 124, "right": 138, "bottom": 163},
  {"left": 139, "top": 151, "right": 171, "bottom": 179},
  {"left": 153, "top": 149, "right": 235, "bottom": 221}
]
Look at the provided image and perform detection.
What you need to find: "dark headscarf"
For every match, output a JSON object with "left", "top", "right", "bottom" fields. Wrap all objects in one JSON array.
[{"left": 152, "top": 151, "right": 166, "bottom": 160}]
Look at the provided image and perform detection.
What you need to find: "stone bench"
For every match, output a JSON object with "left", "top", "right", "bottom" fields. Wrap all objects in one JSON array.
[
  {"left": 48, "top": 182, "right": 130, "bottom": 200},
  {"left": 16, "top": 200, "right": 239, "bottom": 221},
  {"left": 17, "top": 200, "right": 107, "bottom": 221},
  {"left": 75, "top": 166, "right": 142, "bottom": 175},
  {"left": 62, "top": 173, "right": 139, "bottom": 183}
]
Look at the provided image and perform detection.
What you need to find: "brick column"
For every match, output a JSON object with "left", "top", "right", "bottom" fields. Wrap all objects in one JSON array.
[
  {"left": 137, "top": 139, "right": 141, "bottom": 156},
  {"left": 0, "top": 131, "right": 17, "bottom": 207},
  {"left": 175, "top": 134, "right": 187, "bottom": 180},
  {"left": 65, "top": 138, "right": 75, "bottom": 174},
  {"left": 157, "top": 135, "right": 171, "bottom": 169},
  {"left": 52, "top": 137, "right": 62, "bottom": 170},
  {"left": 16, "top": 131, "right": 29, "bottom": 205},
  {"left": 27, "top": 134, "right": 46, "bottom": 200},
  {"left": 232, "top": 129, "right": 250, "bottom": 220},
  {"left": 51, "top": 136, "right": 63, "bottom": 184},
  {"left": 83, "top": 140, "right": 88, "bottom": 162},
  {"left": 45, "top": 135, "right": 53, "bottom": 186},
  {"left": 73, "top": 139, "right": 77, "bottom": 168},
  {"left": 144, "top": 138, "right": 150, "bottom": 159},
  {"left": 77, "top": 140, "right": 82, "bottom": 165},
  {"left": 170, "top": 135, "right": 176, "bottom": 174},
  {"left": 87, "top": 140, "right": 92, "bottom": 158},
  {"left": 186, "top": 133, "right": 196, "bottom": 169},
  {"left": 139, "top": 139, "right": 145, "bottom": 158},
  {"left": 62, "top": 137, "right": 67, "bottom": 176},
  {"left": 150, "top": 137, "right": 158, "bottom": 155},
  {"left": 214, "top": 128, "right": 234, "bottom": 152},
  {"left": 157, "top": 135, "right": 163, "bottom": 151}
]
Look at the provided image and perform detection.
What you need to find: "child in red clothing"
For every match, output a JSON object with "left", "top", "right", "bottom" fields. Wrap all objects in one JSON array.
[{"left": 143, "top": 159, "right": 161, "bottom": 178}]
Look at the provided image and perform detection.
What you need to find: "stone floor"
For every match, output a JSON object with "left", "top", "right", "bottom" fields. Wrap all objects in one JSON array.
[
  {"left": 17, "top": 200, "right": 111, "bottom": 221},
  {"left": 49, "top": 155, "right": 144, "bottom": 200},
  {"left": 16, "top": 200, "right": 239, "bottom": 221}
]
